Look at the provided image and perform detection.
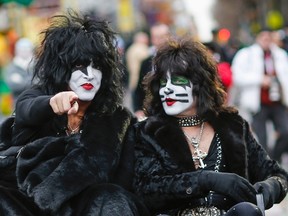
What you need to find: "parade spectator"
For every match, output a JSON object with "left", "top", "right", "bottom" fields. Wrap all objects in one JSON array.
[
  {"left": 0, "top": 10, "right": 148, "bottom": 216},
  {"left": 133, "top": 23, "right": 170, "bottom": 121},
  {"left": 231, "top": 29, "right": 288, "bottom": 157},
  {"left": 3, "top": 37, "right": 34, "bottom": 103},
  {"left": 128, "top": 36, "right": 288, "bottom": 215},
  {"left": 126, "top": 31, "right": 149, "bottom": 93},
  {"left": 203, "top": 41, "right": 233, "bottom": 94}
]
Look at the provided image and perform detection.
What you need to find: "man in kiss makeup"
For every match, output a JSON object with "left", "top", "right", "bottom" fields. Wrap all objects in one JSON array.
[
  {"left": 126, "top": 37, "right": 288, "bottom": 216},
  {"left": 0, "top": 10, "right": 148, "bottom": 216}
]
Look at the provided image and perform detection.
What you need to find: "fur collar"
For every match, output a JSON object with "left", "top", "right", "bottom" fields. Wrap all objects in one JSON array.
[
  {"left": 80, "top": 107, "right": 134, "bottom": 154},
  {"left": 144, "top": 112, "right": 248, "bottom": 177}
]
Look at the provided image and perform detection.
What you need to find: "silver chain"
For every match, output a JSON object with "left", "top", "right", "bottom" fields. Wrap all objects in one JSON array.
[{"left": 183, "top": 122, "right": 207, "bottom": 168}]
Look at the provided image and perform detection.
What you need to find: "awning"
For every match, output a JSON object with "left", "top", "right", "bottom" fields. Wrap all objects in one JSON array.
[{"left": 0, "top": 0, "right": 34, "bottom": 6}]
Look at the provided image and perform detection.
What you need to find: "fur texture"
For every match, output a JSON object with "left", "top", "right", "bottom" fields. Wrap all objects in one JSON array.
[
  {"left": 16, "top": 107, "right": 135, "bottom": 211},
  {"left": 0, "top": 105, "right": 150, "bottom": 215},
  {"left": 0, "top": 10, "right": 149, "bottom": 216},
  {"left": 130, "top": 111, "right": 288, "bottom": 214}
]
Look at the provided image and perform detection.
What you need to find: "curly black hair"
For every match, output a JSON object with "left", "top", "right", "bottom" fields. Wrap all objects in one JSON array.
[
  {"left": 32, "top": 9, "right": 123, "bottom": 114},
  {"left": 143, "top": 36, "right": 236, "bottom": 120}
]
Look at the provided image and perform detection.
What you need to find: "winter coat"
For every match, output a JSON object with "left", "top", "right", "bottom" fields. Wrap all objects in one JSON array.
[
  {"left": 128, "top": 112, "right": 288, "bottom": 214},
  {"left": 0, "top": 88, "right": 148, "bottom": 216}
]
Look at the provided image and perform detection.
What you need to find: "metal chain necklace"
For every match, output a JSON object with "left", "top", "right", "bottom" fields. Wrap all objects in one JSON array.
[
  {"left": 183, "top": 122, "right": 207, "bottom": 169},
  {"left": 66, "top": 120, "right": 82, "bottom": 135},
  {"left": 67, "top": 124, "right": 80, "bottom": 135},
  {"left": 66, "top": 115, "right": 84, "bottom": 136}
]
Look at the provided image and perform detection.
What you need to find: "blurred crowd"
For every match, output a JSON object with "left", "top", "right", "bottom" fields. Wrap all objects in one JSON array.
[{"left": 1, "top": 22, "right": 288, "bottom": 169}]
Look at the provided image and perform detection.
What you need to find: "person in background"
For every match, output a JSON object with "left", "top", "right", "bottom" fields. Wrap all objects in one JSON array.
[
  {"left": 133, "top": 23, "right": 170, "bottom": 121},
  {"left": 125, "top": 31, "right": 149, "bottom": 111},
  {"left": 203, "top": 41, "right": 233, "bottom": 95},
  {"left": 3, "top": 37, "right": 34, "bottom": 103},
  {"left": 127, "top": 37, "right": 288, "bottom": 215},
  {"left": 0, "top": 10, "right": 148, "bottom": 216},
  {"left": 231, "top": 29, "right": 288, "bottom": 159}
]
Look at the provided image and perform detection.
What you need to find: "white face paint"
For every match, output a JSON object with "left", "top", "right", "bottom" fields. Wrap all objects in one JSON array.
[
  {"left": 69, "top": 64, "right": 102, "bottom": 101},
  {"left": 159, "top": 72, "right": 195, "bottom": 116}
]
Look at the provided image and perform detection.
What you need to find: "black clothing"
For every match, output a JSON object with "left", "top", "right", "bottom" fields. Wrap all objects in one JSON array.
[
  {"left": 127, "top": 112, "right": 288, "bottom": 215},
  {"left": 133, "top": 55, "right": 153, "bottom": 112},
  {"left": 252, "top": 103, "right": 288, "bottom": 157},
  {"left": 0, "top": 88, "right": 149, "bottom": 216}
]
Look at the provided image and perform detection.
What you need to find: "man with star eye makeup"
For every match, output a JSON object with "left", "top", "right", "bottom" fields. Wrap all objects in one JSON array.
[
  {"left": 0, "top": 10, "right": 149, "bottom": 216},
  {"left": 126, "top": 37, "right": 288, "bottom": 215},
  {"left": 69, "top": 63, "right": 102, "bottom": 102}
]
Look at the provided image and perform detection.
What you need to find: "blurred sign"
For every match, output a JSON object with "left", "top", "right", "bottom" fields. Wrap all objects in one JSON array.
[
  {"left": 27, "top": 0, "right": 60, "bottom": 16},
  {"left": 0, "top": 0, "right": 33, "bottom": 6},
  {"left": 117, "top": 0, "right": 134, "bottom": 32}
]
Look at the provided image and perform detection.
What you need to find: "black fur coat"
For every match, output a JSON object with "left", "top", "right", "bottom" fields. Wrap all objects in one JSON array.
[
  {"left": 128, "top": 112, "right": 288, "bottom": 214},
  {"left": 0, "top": 89, "right": 148, "bottom": 216}
]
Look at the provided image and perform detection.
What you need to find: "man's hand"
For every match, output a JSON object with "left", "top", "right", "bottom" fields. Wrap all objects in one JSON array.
[
  {"left": 135, "top": 110, "right": 146, "bottom": 121},
  {"left": 199, "top": 171, "right": 257, "bottom": 203},
  {"left": 49, "top": 91, "right": 79, "bottom": 115}
]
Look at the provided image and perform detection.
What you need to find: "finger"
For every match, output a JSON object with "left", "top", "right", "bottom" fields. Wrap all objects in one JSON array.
[
  {"left": 68, "top": 101, "right": 79, "bottom": 115},
  {"left": 62, "top": 94, "right": 73, "bottom": 112},
  {"left": 50, "top": 97, "right": 61, "bottom": 114},
  {"left": 69, "top": 94, "right": 79, "bottom": 104},
  {"left": 60, "top": 92, "right": 78, "bottom": 113},
  {"left": 239, "top": 183, "right": 257, "bottom": 203},
  {"left": 57, "top": 97, "right": 66, "bottom": 113}
]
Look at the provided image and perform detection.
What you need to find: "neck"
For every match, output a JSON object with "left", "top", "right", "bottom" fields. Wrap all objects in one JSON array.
[
  {"left": 75, "top": 100, "right": 91, "bottom": 116},
  {"left": 66, "top": 100, "right": 90, "bottom": 135}
]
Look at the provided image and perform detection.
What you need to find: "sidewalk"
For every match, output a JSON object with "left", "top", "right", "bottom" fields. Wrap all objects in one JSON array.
[
  {"left": 266, "top": 154, "right": 288, "bottom": 216},
  {"left": 266, "top": 194, "right": 288, "bottom": 216}
]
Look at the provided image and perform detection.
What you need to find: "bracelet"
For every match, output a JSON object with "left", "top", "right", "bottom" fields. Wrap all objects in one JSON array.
[{"left": 271, "top": 176, "right": 288, "bottom": 194}]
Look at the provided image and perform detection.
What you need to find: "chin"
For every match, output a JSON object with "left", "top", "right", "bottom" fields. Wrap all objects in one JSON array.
[
  {"left": 78, "top": 97, "right": 94, "bottom": 102},
  {"left": 164, "top": 110, "right": 181, "bottom": 116}
]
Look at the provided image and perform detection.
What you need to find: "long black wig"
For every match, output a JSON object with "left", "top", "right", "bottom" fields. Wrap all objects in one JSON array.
[
  {"left": 32, "top": 9, "right": 123, "bottom": 114},
  {"left": 143, "top": 36, "right": 237, "bottom": 121}
]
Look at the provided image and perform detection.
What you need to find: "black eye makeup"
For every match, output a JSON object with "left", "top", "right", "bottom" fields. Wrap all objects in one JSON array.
[
  {"left": 72, "top": 64, "right": 86, "bottom": 72},
  {"left": 91, "top": 61, "right": 101, "bottom": 70}
]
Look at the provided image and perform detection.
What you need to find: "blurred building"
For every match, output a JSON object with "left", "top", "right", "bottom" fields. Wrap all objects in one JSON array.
[
  {"left": 213, "top": 0, "right": 288, "bottom": 45},
  {"left": 0, "top": 0, "right": 198, "bottom": 64}
]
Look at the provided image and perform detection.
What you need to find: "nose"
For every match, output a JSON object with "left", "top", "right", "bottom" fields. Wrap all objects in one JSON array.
[
  {"left": 164, "top": 87, "right": 174, "bottom": 95},
  {"left": 85, "top": 66, "right": 94, "bottom": 81}
]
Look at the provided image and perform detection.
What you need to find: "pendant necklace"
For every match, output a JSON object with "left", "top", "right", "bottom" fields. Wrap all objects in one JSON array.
[
  {"left": 67, "top": 124, "right": 80, "bottom": 135},
  {"left": 66, "top": 115, "right": 84, "bottom": 135},
  {"left": 183, "top": 122, "right": 207, "bottom": 169}
]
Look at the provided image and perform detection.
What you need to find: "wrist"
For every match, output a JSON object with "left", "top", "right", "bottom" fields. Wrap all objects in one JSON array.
[{"left": 271, "top": 176, "right": 288, "bottom": 194}]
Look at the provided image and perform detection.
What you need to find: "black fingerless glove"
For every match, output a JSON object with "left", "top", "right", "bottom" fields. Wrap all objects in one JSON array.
[
  {"left": 199, "top": 171, "right": 257, "bottom": 203},
  {"left": 253, "top": 177, "right": 284, "bottom": 209}
]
